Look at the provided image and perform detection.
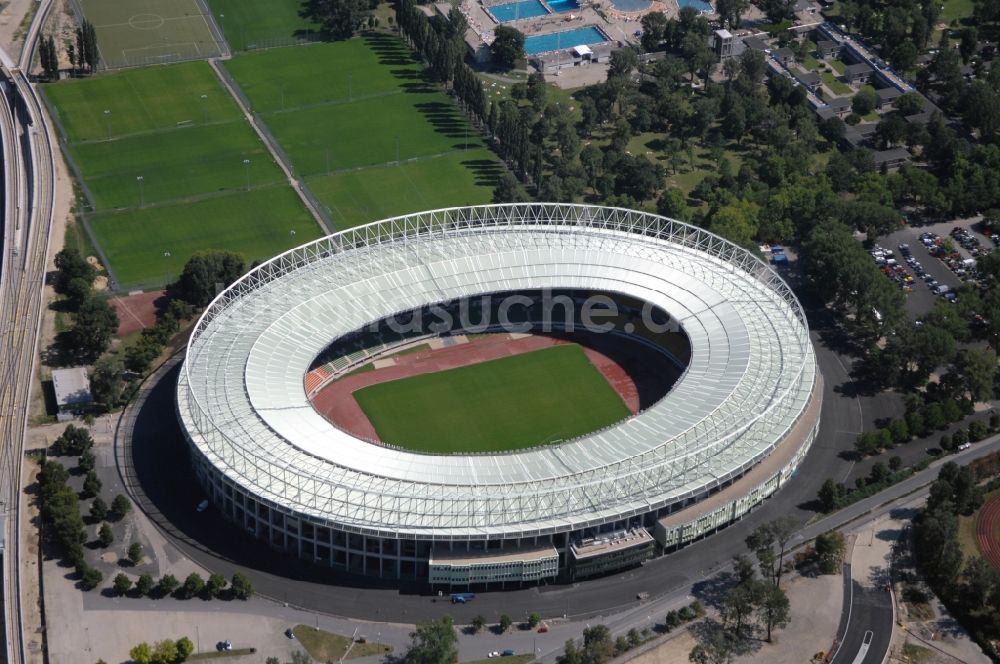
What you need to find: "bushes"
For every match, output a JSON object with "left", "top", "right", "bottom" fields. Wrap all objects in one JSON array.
[{"left": 664, "top": 601, "right": 703, "bottom": 632}]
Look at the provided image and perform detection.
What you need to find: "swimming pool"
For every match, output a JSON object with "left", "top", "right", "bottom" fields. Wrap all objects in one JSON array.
[
  {"left": 677, "top": 0, "right": 713, "bottom": 12},
  {"left": 488, "top": 0, "right": 549, "bottom": 22},
  {"left": 524, "top": 26, "right": 608, "bottom": 55},
  {"left": 547, "top": 0, "right": 581, "bottom": 12},
  {"left": 609, "top": 0, "right": 651, "bottom": 11}
]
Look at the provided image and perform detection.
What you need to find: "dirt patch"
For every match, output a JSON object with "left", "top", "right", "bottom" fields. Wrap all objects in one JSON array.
[
  {"left": 310, "top": 333, "right": 646, "bottom": 442},
  {"left": 976, "top": 492, "right": 1000, "bottom": 568},
  {"left": 111, "top": 290, "right": 165, "bottom": 337}
]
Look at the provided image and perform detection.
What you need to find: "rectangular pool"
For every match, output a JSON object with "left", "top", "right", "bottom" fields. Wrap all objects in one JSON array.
[
  {"left": 547, "top": 0, "right": 581, "bottom": 12},
  {"left": 677, "top": 0, "right": 713, "bottom": 12},
  {"left": 488, "top": 0, "right": 550, "bottom": 22},
  {"left": 524, "top": 26, "right": 608, "bottom": 55}
]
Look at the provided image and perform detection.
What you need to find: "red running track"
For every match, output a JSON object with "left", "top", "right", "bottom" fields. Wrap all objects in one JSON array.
[{"left": 976, "top": 493, "right": 1000, "bottom": 569}]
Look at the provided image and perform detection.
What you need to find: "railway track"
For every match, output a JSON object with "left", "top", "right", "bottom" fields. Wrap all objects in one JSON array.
[{"left": 0, "top": 1, "right": 58, "bottom": 662}]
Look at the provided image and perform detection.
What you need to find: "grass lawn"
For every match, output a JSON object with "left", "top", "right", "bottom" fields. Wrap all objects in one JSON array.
[
  {"left": 227, "top": 36, "right": 494, "bottom": 177},
  {"left": 354, "top": 345, "right": 629, "bottom": 453},
  {"left": 821, "top": 71, "right": 852, "bottom": 95},
  {"left": 308, "top": 149, "right": 501, "bottom": 229},
  {"left": 291, "top": 625, "right": 391, "bottom": 661},
  {"left": 44, "top": 62, "right": 241, "bottom": 142},
  {"left": 803, "top": 55, "right": 820, "bottom": 71},
  {"left": 44, "top": 60, "right": 319, "bottom": 288},
  {"left": 264, "top": 91, "right": 480, "bottom": 174},
  {"left": 224, "top": 38, "right": 424, "bottom": 114},
  {"left": 70, "top": 122, "right": 285, "bottom": 209},
  {"left": 88, "top": 186, "right": 318, "bottom": 288},
  {"left": 828, "top": 59, "right": 847, "bottom": 75},
  {"left": 206, "top": 0, "right": 320, "bottom": 50},
  {"left": 940, "top": 0, "right": 975, "bottom": 24}
]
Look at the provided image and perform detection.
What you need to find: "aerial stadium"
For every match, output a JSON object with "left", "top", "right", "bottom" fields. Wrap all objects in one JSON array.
[{"left": 176, "top": 204, "right": 821, "bottom": 589}]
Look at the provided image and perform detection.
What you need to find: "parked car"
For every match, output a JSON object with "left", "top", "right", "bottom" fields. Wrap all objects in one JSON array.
[{"left": 196, "top": 499, "right": 209, "bottom": 513}]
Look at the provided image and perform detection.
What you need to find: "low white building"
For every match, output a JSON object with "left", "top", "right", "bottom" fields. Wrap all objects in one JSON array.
[{"left": 51, "top": 366, "right": 92, "bottom": 417}]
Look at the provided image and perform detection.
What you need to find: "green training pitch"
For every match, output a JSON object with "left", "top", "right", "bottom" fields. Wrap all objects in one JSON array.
[
  {"left": 223, "top": 38, "right": 425, "bottom": 114},
  {"left": 307, "top": 149, "right": 503, "bottom": 229},
  {"left": 224, "top": 36, "right": 494, "bottom": 176},
  {"left": 88, "top": 186, "right": 319, "bottom": 288},
  {"left": 79, "top": 0, "right": 224, "bottom": 69},
  {"left": 43, "top": 62, "right": 241, "bottom": 142},
  {"left": 206, "top": 0, "right": 321, "bottom": 51},
  {"left": 70, "top": 121, "right": 286, "bottom": 209},
  {"left": 353, "top": 345, "right": 630, "bottom": 453},
  {"left": 44, "top": 61, "right": 318, "bottom": 289}
]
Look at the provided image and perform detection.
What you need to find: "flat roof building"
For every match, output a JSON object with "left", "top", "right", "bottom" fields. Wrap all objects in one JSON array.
[{"left": 51, "top": 367, "right": 91, "bottom": 414}]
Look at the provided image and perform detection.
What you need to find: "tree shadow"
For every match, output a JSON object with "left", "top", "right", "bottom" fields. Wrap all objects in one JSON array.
[
  {"left": 364, "top": 33, "right": 421, "bottom": 67},
  {"left": 460, "top": 158, "right": 504, "bottom": 188},
  {"left": 690, "top": 570, "right": 737, "bottom": 610},
  {"left": 414, "top": 101, "right": 469, "bottom": 139}
]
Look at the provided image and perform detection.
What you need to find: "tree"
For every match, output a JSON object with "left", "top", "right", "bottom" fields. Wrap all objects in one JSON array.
[
  {"left": 716, "top": 0, "right": 750, "bottom": 29},
  {"left": 206, "top": 572, "right": 227, "bottom": 597},
  {"left": 178, "top": 251, "right": 246, "bottom": 307},
  {"left": 640, "top": 11, "right": 668, "bottom": 51},
  {"left": 889, "top": 455, "right": 902, "bottom": 471},
  {"left": 79, "top": 563, "right": 102, "bottom": 590},
  {"left": 97, "top": 522, "right": 113, "bottom": 547},
  {"left": 182, "top": 572, "right": 205, "bottom": 598},
  {"left": 157, "top": 573, "right": 179, "bottom": 596},
  {"left": 69, "top": 295, "right": 119, "bottom": 360},
  {"left": 499, "top": 614, "right": 512, "bottom": 632},
  {"left": 136, "top": 573, "right": 154, "bottom": 596},
  {"left": 953, "top": 348, "right": 997, "bottom": 403},
  {"left": 90, "top": 355, "right": 125, "bottom": 408},
  {"left": 815, "top": 531, "right": 846, "bottom": 574},
  {"left": 608, "top": 48, "right": 638, "bottom": 80},
  {"left": 852, "top": 87, "right": 877, "bottom": 116},
  {"left": 404, "top": 616, "right": 458, "bottom": 664},
  {"left": 492, "top": 26, "right": 525, "bottom": 71},
  {"left": 300, "top": 0, "right": 372, "bottom": 39},
  {"left": 896, "top": 92, "right": 925, "bottom": 117},
  {"left": 110, "top": 494, "right": 131, "bottom": 520},
  {"left": 756, "top": 582, "right": 790, "bottom": 642},
  {"left": 128, "top": 541, "right": 144, "bottom": 565},
  {"left": 78, "top": 449, "right": 95, "bottom": 473},
  {"left": 528, "top": 612, "right": 541, "bottom": 628},
  {"left": 89, "top": 496, "right": 107, "bottom": 522},
  {"left": 471, "top": 615, "right": 486, "bottom": 633},
  {"left": 40, "top": 35, "right": 59, "bottom": 80},
  {"left": 581, "top": 625, "right": 614, "bottom": 662},
  {"left": 761, "top": 0, "right": 795, "bottom": 23},
  {"left": 151, "top": 639, "right": 177, "bottom": 664},
  {"left": 176, "top": 637, "right": 194, "bottom": 661},
  {"left": 53, "top": 248, "right": 96, "bottom": 300},
  {"left": 51, "top": 424, "right": 94, "bottom": 456},
  {"left": 689, "top": 624, "right": 738, "bottom": 664},
  {"left": 818, "top": 478, "right": 846, "bottom": 512},
  {"left": 492, "top": 171, "right": 529, "bottom": 203},
  {"left": 82, "top": 471, "right": 102, "bottom": 499},
  {"left": 230, "top": 571, "right": 253, "bottom": 599},
  {"left": 130, "top": 643, "right": 153, "bottom": 664},
  {"left": 657, "top": 188, "right": 689, "bottom": 221},
  {"left": 113, "top": 572, "right": 132, "bottom": 596}
]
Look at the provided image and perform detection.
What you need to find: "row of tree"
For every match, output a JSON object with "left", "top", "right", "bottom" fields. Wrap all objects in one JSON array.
[
  {"left": 112, "top": 570, "right": 252, "bottom": 600},
  {"left": 126, "top": 636, "right": 194, "bottom": 664}
]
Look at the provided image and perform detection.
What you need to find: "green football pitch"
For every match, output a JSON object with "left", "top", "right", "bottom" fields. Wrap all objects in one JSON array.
[
  {"left": 79, "top": 0, "right": 224, "bottom": 69},
  {"left": 353, "top": 345, "right": 630, "bottom": 453},
  {"left": 44, "top": 61, "right": 319, "bottom": 289},
  {"left": 206, "top": 0, "right": 320, "bottom": 51},
  {"left": 224, "top": 36, "right": 503, "bottom": 226}
]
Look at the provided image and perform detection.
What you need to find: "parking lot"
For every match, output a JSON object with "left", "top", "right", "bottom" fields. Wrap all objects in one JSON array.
[{"left": 878, "top": 217, "right": 994, "bottom": 317}]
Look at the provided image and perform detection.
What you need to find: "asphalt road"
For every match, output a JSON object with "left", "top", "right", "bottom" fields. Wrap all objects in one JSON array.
[{"left": 829, "top": 567, "right": 894, "bottom": 664}]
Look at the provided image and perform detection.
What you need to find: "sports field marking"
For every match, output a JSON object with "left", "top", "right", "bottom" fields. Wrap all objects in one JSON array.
[{"left": 128, "top": 14, "right": 166, "bottom": 30}]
